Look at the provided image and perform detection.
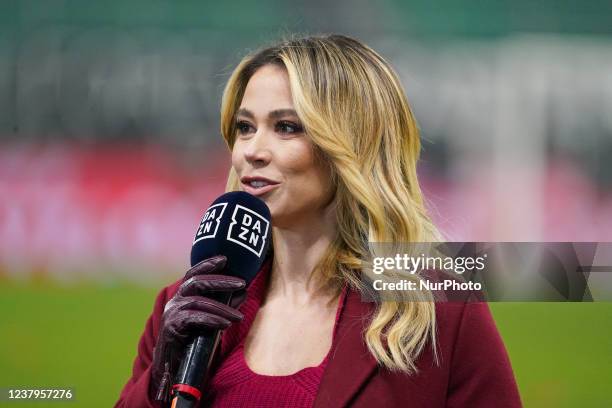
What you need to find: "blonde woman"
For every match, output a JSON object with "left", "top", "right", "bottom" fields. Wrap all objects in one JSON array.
[{"left": 116, "top": 34, "right": 521, "bottom": 407}]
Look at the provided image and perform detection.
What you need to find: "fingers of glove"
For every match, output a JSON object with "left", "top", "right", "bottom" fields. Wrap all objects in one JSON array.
[
  {"left": 167, "top": 296, "right": 244, "bottom": 322},
  {"left": 179, "top": 274, "right": 246, "bottom": 297},
  {"left": 163, "top": 310, "right": 233, "bottom": 343},
  {"left": 184, "top": 255, "right": 227, "bottom": 280}
]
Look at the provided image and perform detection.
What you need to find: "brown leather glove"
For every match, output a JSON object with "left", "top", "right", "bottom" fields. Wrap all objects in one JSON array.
[{"left": 149, "top": 255, "right": 247, "bottom": 404}]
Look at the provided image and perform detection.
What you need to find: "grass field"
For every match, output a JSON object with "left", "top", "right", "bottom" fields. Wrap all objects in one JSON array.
[{"left": 0, "top": 279, "right": 610, "bottom": 407}]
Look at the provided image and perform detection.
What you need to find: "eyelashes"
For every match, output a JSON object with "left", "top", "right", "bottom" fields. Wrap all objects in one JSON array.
[
  {"left": 276, "top": 121, "right": 304, "bottom": 134},
  {"left": 235, "top": 120, "right": 304, "bottom": 136},
  {"left": 236, "top": 121, "right": 253, "bottom": 135}
]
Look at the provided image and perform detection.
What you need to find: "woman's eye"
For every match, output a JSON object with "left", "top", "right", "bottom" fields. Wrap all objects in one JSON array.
[
  {"left": 236, "top": 121, "right": 254, "bottom": 135},
  {"left": 276, "top": 121, "right": 304, "bottom": 134}
]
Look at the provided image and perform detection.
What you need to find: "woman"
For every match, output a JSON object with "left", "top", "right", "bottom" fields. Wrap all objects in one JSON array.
[{"left": 115, "top": 34, "right": 522, "bottom": 407}]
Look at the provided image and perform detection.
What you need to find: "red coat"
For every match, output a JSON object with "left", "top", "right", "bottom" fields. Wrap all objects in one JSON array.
[{"left": 115, "top": 276, "right": 522, "bottom": 407}]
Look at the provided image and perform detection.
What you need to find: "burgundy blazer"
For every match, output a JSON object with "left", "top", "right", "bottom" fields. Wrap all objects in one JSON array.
[{"left": 115, "top": 277, "right": 522, "bottom": 407}]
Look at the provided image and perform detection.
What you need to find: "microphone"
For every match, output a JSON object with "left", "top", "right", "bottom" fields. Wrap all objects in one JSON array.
[{"left": 170, "top": 191, "right": 272, "bottom": 408}]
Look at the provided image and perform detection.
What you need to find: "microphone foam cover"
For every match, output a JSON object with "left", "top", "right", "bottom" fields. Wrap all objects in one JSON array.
[{"left": 191, "top": 191, "right": 272, "bottom": 285}]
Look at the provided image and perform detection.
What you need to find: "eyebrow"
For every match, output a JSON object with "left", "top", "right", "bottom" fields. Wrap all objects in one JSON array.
[{"left": 236, "top": 108, "right": 299, "bottom": 120}]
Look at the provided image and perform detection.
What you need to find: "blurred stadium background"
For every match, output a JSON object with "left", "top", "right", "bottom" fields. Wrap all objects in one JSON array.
[{"left": 1, "top": 1, "right": 611, "bottom": 407}]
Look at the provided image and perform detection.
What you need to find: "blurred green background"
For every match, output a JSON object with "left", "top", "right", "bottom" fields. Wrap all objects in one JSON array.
[{"left": 1, "top": 281, "right": 610, "bottom": 407}]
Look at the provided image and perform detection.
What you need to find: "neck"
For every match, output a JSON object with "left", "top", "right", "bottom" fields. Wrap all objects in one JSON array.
[{"left": 268, "top": 206, "right": 337, "bottom": 303}]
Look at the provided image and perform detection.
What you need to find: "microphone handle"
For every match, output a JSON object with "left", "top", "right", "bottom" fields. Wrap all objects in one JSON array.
[
  {"left": 170, "top": 333, "right": 219, "bottom": 407},
  {"left": 170, "top": 292, "right": 232, "bottom": 408}
]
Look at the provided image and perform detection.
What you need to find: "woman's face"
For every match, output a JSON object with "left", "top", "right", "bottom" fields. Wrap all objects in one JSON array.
[{"left": 231, "top": 64, "right": 335, "bottom": 227}]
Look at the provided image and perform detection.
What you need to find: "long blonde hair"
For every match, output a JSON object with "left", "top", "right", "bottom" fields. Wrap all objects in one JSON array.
[{"left": 220, "top": 34, "right": 441, "bottom": 373}]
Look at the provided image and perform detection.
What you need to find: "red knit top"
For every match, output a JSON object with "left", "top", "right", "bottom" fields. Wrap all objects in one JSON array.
[{"left": 202, "top": 259, "right": 348, "bottom": 408}]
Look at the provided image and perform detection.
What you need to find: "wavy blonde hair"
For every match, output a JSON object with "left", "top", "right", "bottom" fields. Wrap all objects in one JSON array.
[{"left": 220, "top": 34, "right": 441, "bottom": 373}]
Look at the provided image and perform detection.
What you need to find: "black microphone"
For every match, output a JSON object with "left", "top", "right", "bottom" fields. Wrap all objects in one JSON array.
[{"left": 170, "top": 191, "right": 272, "bottom": 408}]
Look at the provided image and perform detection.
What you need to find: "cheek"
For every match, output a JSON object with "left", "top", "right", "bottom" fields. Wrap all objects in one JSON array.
[
  {"left": 310, "top": 167, "right": 334, "bottom": 201},
  {"left": 281, "top": 138, "right": 318, "bottom": 171},
  {"left": 282, "top": 151, "right": 312, "bottom": 174},
  {"left": 278, "top": 146, "right": 319, "bottom": 190},
  {"left": 230, "top": 144, "right": 243, "bottom": 170},
  {"left": 284, "top": 149, "right": 333, "bottom": 198}
]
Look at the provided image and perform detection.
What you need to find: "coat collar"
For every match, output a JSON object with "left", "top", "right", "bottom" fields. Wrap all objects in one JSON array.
[{"left": 314, "top": 288, "right": 378, "bottom": 408}]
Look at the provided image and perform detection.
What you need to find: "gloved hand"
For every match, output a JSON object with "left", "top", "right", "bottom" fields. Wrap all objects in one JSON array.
[{"left": 149, "top": 255, "right": 247, "bottom": 404}]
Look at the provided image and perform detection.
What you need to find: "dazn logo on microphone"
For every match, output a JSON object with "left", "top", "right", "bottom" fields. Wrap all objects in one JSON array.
[
  {"left": 193, "top": 202, "right": 228, "bottom": 244},
  {"left": 227, "top": 205, "right": 270, "bottom": 257}
]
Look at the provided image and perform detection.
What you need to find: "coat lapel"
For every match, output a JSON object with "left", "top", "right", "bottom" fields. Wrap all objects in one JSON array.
[{"left": 314, "top": 289, "right": 378, "bottom": 408}]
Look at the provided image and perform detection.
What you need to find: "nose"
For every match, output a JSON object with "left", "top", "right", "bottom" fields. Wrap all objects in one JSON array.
[{"left": 242, "top": 130, "right": 272, "bottom": 167}]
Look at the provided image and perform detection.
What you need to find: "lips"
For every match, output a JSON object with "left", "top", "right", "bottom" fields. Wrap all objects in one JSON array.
[{"left": 240, "top": 176, "right": 280, "bottom": 197}]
